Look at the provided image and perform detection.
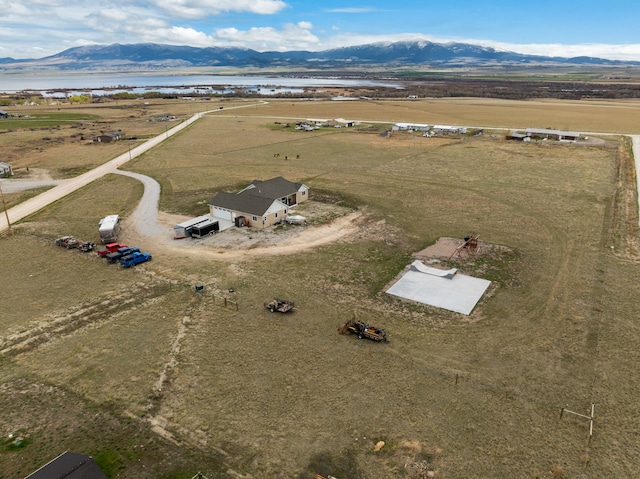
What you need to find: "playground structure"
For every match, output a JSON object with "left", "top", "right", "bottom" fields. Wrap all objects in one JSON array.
[{"left": 449, "top": 233, "right": 480, "bottom": 259}]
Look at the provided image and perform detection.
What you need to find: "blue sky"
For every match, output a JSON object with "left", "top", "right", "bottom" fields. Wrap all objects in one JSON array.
[{"left": 2, "top": 0, "right": 640, "bottom": 60}]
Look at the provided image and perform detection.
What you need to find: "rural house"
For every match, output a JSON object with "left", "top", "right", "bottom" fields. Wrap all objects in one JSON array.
[
  {"left": 94, "top": 131, "right": 123, "bottom": 143},
  {"left": 25, "top": 451, "right": 107, "bottom": 479},
  {"left": 393, "top": 122, "right": 431, "bottom": 132},
  {"left": 524, "top": 128, "right": 581, "bottom": 141},
  {"left": 0, "top": 109, "right": 8, "bottom": 118},
  {"left": 431, "top": 125, "right": 467, "bottom": 135},
  {"left": 209, "top": 176, "right": 309, "bottom": 229}
]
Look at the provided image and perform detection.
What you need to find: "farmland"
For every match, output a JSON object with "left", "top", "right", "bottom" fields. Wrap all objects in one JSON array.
[{"left": 1, "top": 96, "right": 640, "bottom": 478}]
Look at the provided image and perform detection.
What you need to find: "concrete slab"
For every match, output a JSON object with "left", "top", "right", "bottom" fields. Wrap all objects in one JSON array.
[
  {"left": 386, "top": 260, "right": 491, "bottom": 315},
  {"left": 216, "top": 218, "right": 235, "bottom": 232}
]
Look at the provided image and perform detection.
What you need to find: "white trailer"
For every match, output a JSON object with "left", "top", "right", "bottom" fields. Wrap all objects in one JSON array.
[
  {"left": 173, "top": 214, "right": 211, "bottom": 239},
  {"left": 98, "top": 215, "right": 121, "bottom": 243}
]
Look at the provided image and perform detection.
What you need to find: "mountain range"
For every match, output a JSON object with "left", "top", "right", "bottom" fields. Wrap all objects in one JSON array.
[{"left": 1, "top": 41, "right": 638, "bottom": 72}]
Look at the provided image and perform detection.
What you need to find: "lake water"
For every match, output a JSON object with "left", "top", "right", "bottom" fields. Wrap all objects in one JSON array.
[{"left": 0, "top": 73, "right": 403, "bottom": 96}]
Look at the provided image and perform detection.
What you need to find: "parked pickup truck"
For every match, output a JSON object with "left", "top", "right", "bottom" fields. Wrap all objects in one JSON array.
[
  {"left": 78, "top": 241, "right": 96, "bottom": 252},
  {"left": 120, "top": 252, "right": 152, "bottom": 268},
  {"left": 97, "top": 242, "right": 127, "bottom": 257},
  {"left": 55, "top": 236, "right": 79, "bottom": 249},
  {"left": 105, "top": 247, "right": 140, "bottom": 264}
]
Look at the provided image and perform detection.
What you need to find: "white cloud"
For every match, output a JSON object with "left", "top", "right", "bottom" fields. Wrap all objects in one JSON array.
[
  {"left": 142, "top": 26, "right": 213, "bottom": 47},
  {"left": 0, "top": 1, "right": 31, "bottom": 16},
  {"left": 151, "top": 0, "right": 287, "bottom": 18},
  {"left": 212, "top": 22, "right": 319, "bottom": 51},
  {"left": 481, "top": 41, "right": 640, "bottom": 62}
]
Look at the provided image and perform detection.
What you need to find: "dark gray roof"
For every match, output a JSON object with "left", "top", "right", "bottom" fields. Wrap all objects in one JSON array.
[
  {"left": 525, "top": 128, "right": 580, "bottom": 137},
  {"left": 25, "top": 451, "right": 107, "bottom": 479},
  {"left": 247, "top": 176, "right": 303, "bottom": 200},
  {"left": 210, "top": 191, "right": 280, "bottom": 216}
]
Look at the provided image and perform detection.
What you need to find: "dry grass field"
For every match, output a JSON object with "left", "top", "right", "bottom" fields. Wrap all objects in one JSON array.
[{"left": 1, "top": 96, "right": 640, "bottom": 478}]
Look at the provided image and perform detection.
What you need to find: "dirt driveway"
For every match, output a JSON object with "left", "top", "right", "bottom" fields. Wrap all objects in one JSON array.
[{"left": 112, "top": 168, "right": 364, "bottom": 259}]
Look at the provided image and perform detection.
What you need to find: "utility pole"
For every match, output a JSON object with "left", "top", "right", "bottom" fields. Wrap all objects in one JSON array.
[{"left": 0, "top": 182, "right": 13, "bottom": 235}]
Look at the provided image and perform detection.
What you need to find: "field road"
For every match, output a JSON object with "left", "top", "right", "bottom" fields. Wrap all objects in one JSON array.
[
  {"left": 0, "top": 101, "right": 267, "bottom": 234},
  {"left": 1, "top": 110, "right": 639, "bottom": 234}
]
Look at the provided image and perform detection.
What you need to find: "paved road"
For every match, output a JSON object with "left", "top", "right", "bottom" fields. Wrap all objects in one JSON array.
[{"left": 1, "top": 109, "right": 639, "bottom": 233}]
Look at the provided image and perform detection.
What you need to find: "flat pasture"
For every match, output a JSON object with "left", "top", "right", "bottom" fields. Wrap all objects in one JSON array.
[
  {"left": 250, "top": 97, "right": 640, "bottom": 134},
  {"left": 1, "top": 98, "right": 640, "bottom": 478}
]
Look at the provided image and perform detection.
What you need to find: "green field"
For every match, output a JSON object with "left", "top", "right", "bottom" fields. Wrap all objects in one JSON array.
[
  {"left": 0, "top": 112, "right": 100, "bottom": 130},
  {"left": 1, "top": 98, "right": 640, "bottom": 478}
]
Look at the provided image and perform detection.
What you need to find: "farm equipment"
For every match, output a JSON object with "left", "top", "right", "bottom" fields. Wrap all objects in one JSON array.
[
  {"left": 264, "top": 298, "right": 295, "bottom": 313},
  {"left": 55, "top": 236, "right": 79, "bottom": 249},
  {"left": 285, "top": 215, "right": 307, "bottom": 225},
  {"left": 339, "top": 317, "right": 388, "bottom": 342},
  {"left": 78, "top": 241, "right": 96, "bottom": 252}
]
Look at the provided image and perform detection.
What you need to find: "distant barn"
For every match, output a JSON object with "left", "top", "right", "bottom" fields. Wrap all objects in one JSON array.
[
  {"left": 525, "top": 128, "right": 581, "bottom": 141},
  {"left": 94, "top": 131, "right": 123, "bottom": 143}
]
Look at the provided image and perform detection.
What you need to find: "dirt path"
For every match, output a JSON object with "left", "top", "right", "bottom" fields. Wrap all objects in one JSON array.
[
  {"left": 0, "top": 168, "right": 65, "bottom": 193},
  {"left": 125, "top": 207, "right": 363, "bottom": 261},
  {"left": 115, "top": 167, "right": 364, "bottom": 259}
]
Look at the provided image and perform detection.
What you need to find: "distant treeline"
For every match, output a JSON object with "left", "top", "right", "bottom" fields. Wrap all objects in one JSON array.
[{"left": 387, "top": 78, "right": 640, "bottom": 100}]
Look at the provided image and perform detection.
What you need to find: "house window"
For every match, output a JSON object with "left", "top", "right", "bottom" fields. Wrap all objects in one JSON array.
[
  {"left": 263, "top": 217, "right": 267, "bottom": 222},
  {"left": 252, "top": 216, "right": 257, "bottom": 221},
  {"left": 275, "top": 212, "right": 278, "bottom": 218},
  {"left": 301, "top": 191, "right": 306, "bottom": 196}
]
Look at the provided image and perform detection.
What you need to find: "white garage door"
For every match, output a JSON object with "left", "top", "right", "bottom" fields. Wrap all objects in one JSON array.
[{"left": 213, "top": 207, "right": 232, "bottom": 221}]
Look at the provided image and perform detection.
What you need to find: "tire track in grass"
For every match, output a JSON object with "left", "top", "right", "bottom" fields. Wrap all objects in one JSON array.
[{"left": 0, "top": 283, "right": 169, "bottom": 358}]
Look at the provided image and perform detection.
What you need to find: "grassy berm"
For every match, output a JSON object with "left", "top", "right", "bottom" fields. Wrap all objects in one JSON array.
[{"left": 1, "top": 98, "right": 640, "bottom": 478}]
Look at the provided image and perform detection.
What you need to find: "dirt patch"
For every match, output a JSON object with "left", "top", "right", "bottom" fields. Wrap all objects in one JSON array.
[
  {"left": 129, "top": 200, "right": 363, "bottom": 261},
  {"left": 413, "top": 236, "right": 513, "bottom": 262}
]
